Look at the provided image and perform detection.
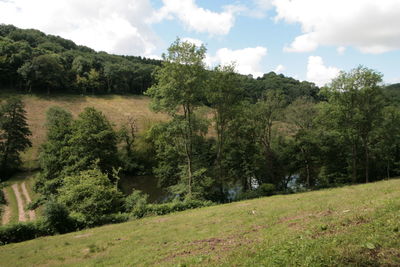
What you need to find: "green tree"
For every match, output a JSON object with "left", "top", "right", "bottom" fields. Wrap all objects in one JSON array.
[
  {"left": 376, "top": 106, "right": 400, "bottom": 178},
  {"left": 58, "top": 168, "right": 123, "bottom": 226},
  {"left": 18, "top": 54, "right": 65, "bottom": 94},
  {"left": 253, "top": 90, "right": 286, "bottom": 185},
  {"left": 0, "top": 97, "right": 31, "bottom": 179},
  {"left": 324, "top": 66, "right": 384, "bottom": 183},
  {"left": 37, "top": 106, "right": 73, "bottom": 195},
  {"left": 65, "top": 107, "right": 119, "bottom": 177},
  {"left": 146, "top": 38, "right": 208, "bottom": 198},
  {"left": 285, "top": 97, "right": 319, "bottom": 188},
  {"left": 206, "top": 64, "right": 244, "bottom": 194}
]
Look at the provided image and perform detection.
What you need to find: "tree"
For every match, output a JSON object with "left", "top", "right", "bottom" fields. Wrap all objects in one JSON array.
[
  {"left": 206, "top": 64, "right": 244, "bottom": 194},
  {"left": 37, "top": 106, "right": 73, "bottom": 195},
  {"left": 253, "top": 90, "right": 286, "bottom": 185},
  {"left": 376, "top": 106, "right": 400, "bottom": 178},
  {"left": 146, "top": 38, "right": 208, "bottom": 198},
  {"left": 57, "top": 168, "right": 123, "bottom": 226},
  {"left": 0, "top": 97, "right": 31, "bottom": 179},
  {"left": 65, "top": 107, "right": 119, "bottom": 177},
  {"left": 325, "top": 66, "right": 384, "bottom": 183},
  {"left": 18, "top": 54, "right": 65, "bottom": 94},
  {"left": 285, "top": 97, "right": 319, "bottom": 188}
]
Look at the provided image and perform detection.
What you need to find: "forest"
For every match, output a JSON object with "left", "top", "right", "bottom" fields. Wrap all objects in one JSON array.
[{"left": 1, "top": 26, "right": 400, "bottom": 240}]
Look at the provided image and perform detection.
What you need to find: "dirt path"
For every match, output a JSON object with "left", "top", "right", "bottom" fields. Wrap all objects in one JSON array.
[
  {"left": 21, "top": 182, "right": 36, "bottom": 221},
  {"left": 12, "top": 184, "right": 26, "bottom": 222},
  {"left": 1, "top": 189, "right": 11, "bottom": 225}
]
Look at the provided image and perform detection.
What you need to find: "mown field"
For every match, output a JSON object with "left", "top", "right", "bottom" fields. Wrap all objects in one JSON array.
[
  {"left": 0, "top": 93, "right": 168, "bottom": 169},
  {"left": 1, "top": 172, "right": 40, "bottom": 226},
  {"left": 0, "top": 179, "right": 399, "bottom": 266}
]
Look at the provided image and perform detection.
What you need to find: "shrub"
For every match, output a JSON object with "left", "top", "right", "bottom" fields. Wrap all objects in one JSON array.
[
  {"left": 0, "top": 189, "right": 5, "bottom": 205},
  {"left": 124, "top": 190, "right": 148, "bottom": 218},
  {"left": 0, "top": 220, "right": 51, "bottom": 245},
  {"left": 132, "top": 199, "right": 213, "bottom": 218},
  {"left": 58, "top": 168, "right": 124, "bottom": 227},
  {"left": 42, "top": 200, "right": 75, "bottom": 234},
  {"left": 237, "top": 183, "right": 276, "bottom": 200}
]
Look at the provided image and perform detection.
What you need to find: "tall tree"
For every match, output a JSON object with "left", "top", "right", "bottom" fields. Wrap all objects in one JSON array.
[
  {"left": 285, "top": 97, "right": 319, "bottom": 188},
  {"left": 65, "top": 107, "right": 119, "bottom": 177},
  {"left": 37, "top": 106, "right": 73, "bottom": 195},
  {"left": 325, "top": 66, "right": 384, "bottom": 183},
  {"left": 0, "top": 97, "right": 31, "bottom": 179},
  {"left": 146, "top": 38, "right": 208, "bottom": 198},
  {"left": 206, "top": 64, "right": 243, "bottom": 193},
  {"left": 253, "top": 90, "right": 286, "bottom": 185}
]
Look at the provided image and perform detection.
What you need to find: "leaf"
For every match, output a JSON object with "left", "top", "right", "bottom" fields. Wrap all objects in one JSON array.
[{"left": 365, "top": 242, "right": 375, "bottom": 250}]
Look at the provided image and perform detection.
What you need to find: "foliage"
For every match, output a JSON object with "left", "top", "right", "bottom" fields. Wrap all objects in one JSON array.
[
  {"left": 236, "top": 183, "right": 276, "bottom": 200},
  {"left": 37, "top": 106, "right": 73, "bottom": 195},
  {"left": 0, "top": 220, "right": 51, "bottom": 245},
  {"left": 0, "top": 97, "right": 31, "bottom": 180},
  {"left": 42, "top": 199, "right": 74, "bottom": 234},
  {"left": 124, "top": 190, "right": 148, "bottom": 218},
  {"left": 65, "top": 107, "right": 119, "bottom": 176},
  {"left": 57, "top": 169, "right": 124, "bottom": 226},
  {"left": 131, "top": 199, "right": 214, "bottom": 218},
  {"left": 146, "top": 38, "right": 209, "bottom": 198},
  {"left": 0, "top": 24, "right": 160, "bottom": 94},
  {"left": 0, "top": 189, "right": 5, "bottom": 205}
]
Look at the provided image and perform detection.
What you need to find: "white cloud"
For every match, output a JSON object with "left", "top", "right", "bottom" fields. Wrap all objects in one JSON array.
[
  {"left": 155, "top": 0, "right": 239, "bottom": 35},
  {"left": 206, "top": 46, "right": 268, "bottom": 77},
  {"left": 245, "top": 0, "right": 273, "bottom": 18},
  {"left": 283, "top": 33, "right": 318, "bottom": 52},
  {"left": 0, "top": 0, "right": 159, "bottom": 56},
  {"left": 274, "top": 64, "right": 286, "bottom": 73},
  {"left": 273, "top": 0, "right": 400, "bottom": 54},
  {"left": 337, "top": 46, "right": 346, "bottom": 55},
  {"left": 181, "top": 37, "right": 204, "bottom": 47},
  {"left": 306, "top": 56, "right": 340, "bottom": 87}
]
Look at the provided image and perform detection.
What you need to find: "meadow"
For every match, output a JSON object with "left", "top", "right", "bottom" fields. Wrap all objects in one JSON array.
[{"left": 0, "top": 178, "right": 398, "bottom": 266}]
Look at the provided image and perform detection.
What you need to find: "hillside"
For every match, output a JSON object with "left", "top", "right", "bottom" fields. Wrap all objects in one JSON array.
[
  {"left": 0, "top": 94, "right": 167, "bottom": 169},
  {"left": 0, "top": 179, "right": 399, "bottom": 266}
]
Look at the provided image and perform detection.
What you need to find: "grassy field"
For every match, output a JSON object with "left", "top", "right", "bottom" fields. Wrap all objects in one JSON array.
[
  {"left": 0, "top": 93, "right": 167, "bottom": 169},
  {"left": 0, "top": 179, "right": 399, "bottom": 266}
]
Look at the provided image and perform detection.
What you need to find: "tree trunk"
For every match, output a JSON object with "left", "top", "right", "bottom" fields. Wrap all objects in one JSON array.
[
  {"left": 364, "top": 140, "right": 369, "bottom": 183},
  {"left": 351, "top": 141, "right": 357, "bottom": 183},
  {"left": 386, "top": 160, "right": 390, "bottom": 179},
  {"left": 184, "top": 105, "right": 194, "bottom": 197}
]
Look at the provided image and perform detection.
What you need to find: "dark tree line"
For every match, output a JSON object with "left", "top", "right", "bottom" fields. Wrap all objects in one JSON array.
[
  {"left": 0, "top": 25, "right": 322, "bottom": 103},
  {"left": 0, "top": 24, "right": 160, "bottom": 95}
]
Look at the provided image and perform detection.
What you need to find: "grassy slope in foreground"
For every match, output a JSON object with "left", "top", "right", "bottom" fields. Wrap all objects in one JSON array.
[{"left": 1, "top": 179, "right": 399, "bottom": 267}]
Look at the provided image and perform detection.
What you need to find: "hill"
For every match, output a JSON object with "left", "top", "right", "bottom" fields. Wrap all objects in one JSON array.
[
  {"left": 0, "top": 93, "right": 167, "bottom": 169},
  {"left": 0, "top": 179, "right": 399, "bottom": 266}
]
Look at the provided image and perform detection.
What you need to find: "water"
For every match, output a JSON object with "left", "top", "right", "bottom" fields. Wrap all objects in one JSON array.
[{"left": 118, "top": 175, "right": 169, "bottom": 203}]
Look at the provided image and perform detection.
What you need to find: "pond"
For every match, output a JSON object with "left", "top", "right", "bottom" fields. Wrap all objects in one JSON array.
[{"left": 118, "top": 175, "right": 169, "bottom": 203}]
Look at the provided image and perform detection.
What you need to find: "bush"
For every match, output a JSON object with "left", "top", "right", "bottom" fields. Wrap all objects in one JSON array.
[
  {"left": 237, "top": 183, "right": 276, "bottom": 200},
  {"left": 42, "top": 200, "right": 75, "bottom": 234},
  {"left": 0, "top": 189, "right": 5, "bottom": 205},
  {"left": 124, "top": 190, "right": 148, "bottom": 218},
  {"left": 131, "top": 199, "right": 214, "bottom": 218},
  {"left": 0, "top": 220, "right": 52, "bottom": 245},
  {"left": 58, "top": 169, "right": 124, "bottom": 227}
]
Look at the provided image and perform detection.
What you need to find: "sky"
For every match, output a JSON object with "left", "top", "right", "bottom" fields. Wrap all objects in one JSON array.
[{"left": 0, "top": 0, "right": 399, "bottom": 86}]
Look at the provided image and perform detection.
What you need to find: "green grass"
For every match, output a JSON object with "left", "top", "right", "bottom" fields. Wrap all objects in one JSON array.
[{"left": 0, "top": 179, "right": 399, "bottom": 266}]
